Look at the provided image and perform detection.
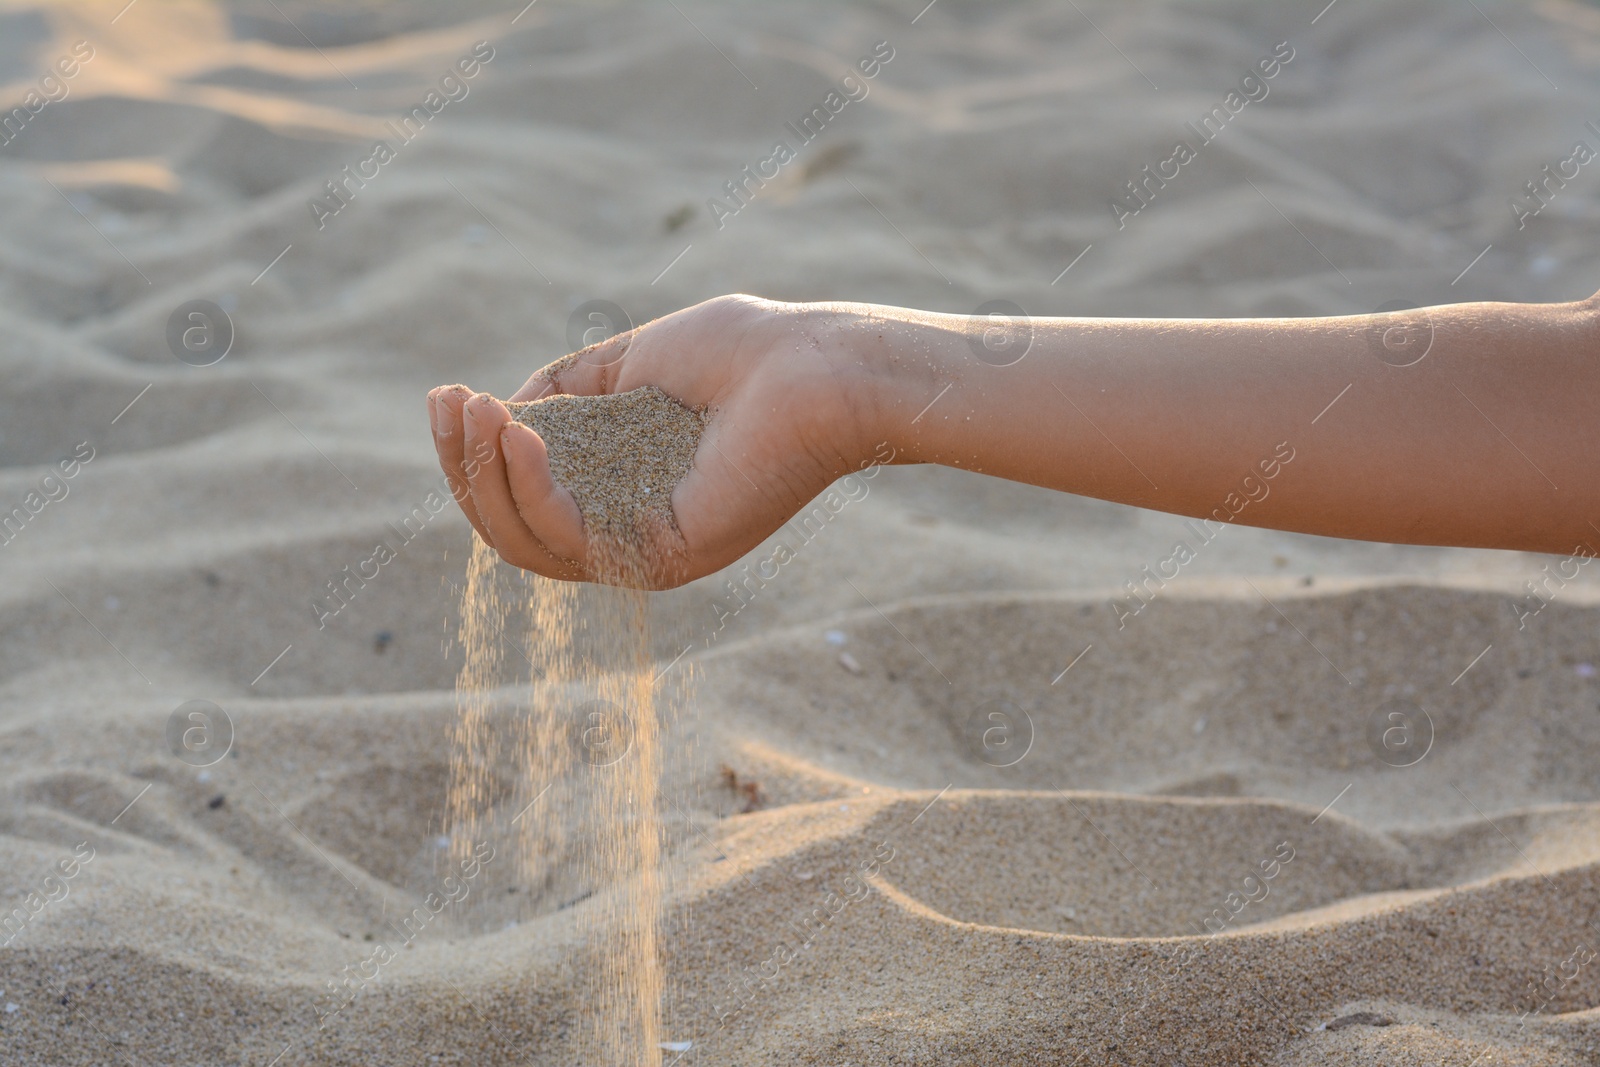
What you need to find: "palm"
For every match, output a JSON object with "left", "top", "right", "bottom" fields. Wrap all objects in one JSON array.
[{"left": 428, "top": 296, "right": 870, "bottom": 588}]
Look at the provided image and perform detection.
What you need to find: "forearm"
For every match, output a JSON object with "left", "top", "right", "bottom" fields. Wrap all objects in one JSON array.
[{"left": 808, "top": 296, "right": 1600, "bottom": 553}]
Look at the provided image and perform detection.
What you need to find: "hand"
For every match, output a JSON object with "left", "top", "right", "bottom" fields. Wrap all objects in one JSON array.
[{"left": 427, "top": 295, "right": 885, "bottom": 588}]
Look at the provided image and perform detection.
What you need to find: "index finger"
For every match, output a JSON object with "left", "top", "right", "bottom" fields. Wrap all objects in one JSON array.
[{"left": 508, "top": 330, "right": 634, "bottom": 402}]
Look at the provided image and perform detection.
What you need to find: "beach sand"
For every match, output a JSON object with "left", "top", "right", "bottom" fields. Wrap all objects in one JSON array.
[
  {"left": 508, "top": 386, "right": 706, "bottom": 543},
  {"left": 4, "top": 0, "right": 1600, "bottom": 1063}
]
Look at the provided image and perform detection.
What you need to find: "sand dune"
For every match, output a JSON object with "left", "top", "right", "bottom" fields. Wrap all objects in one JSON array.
[{"left": 5, "top": 0, "right": 1600, "bottom": 1063}]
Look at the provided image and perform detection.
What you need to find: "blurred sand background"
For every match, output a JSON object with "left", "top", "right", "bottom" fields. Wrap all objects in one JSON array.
[{"left": 5, "top": 0, "right": 1600, "bottom": 1063}]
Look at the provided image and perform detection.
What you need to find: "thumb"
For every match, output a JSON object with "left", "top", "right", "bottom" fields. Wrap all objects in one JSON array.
[{"left": 508, "top": 330, "right": 634, "bottom": 402}]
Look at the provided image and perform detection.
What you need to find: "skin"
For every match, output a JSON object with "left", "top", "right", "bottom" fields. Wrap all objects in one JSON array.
[{"left": 428, "top": 290, "right": 1600, "bottom": 588}]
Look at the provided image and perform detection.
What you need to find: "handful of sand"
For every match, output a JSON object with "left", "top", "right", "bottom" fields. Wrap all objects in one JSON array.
[{"left": 507, "top": 386, "right": 708, "bottom": 540}]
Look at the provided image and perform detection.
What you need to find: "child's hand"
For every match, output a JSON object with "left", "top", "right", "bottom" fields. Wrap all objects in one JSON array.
[
  {"left": 435, "top": 289, "right": 1600, "bottom": 575},
  {"left": 427, "top": 295, "right": 883, "bottom": 588}
]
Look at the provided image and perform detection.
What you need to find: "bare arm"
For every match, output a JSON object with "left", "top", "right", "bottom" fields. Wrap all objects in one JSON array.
[
  {"left": 833, "top": 294, "right": 1600, "bottom": 554},
  {"left": 430, "top": 291, "right": 1600, "bottom": 587}
]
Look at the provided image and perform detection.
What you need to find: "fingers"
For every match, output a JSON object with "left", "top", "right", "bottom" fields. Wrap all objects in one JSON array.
[
  {"left": 500, "top": 422, "right": 589, "bottom": 561},
  {"left": 428, "top": 385, "right": 491, "bottom": 543},
  {"left": 460, "top": 392, "right": 586, "bottom": 580},
  {"left": 505, "top": 369, "right": 562, "bottom": 404},
  {"left": 430, "top": 384, "right": 589, "bottom": 581},
  {"left": 507, "top": 330, "right": 634, "bottom": 402}
]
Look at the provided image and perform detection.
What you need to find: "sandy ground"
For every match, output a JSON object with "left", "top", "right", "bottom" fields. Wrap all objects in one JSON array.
[{"left": 4, "top": 0, "right": 1600, "bottom": 1063}]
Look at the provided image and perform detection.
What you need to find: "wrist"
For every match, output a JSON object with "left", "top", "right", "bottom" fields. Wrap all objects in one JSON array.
[{"left": 789, "top": 300, "right": 969, "bottom": 470}]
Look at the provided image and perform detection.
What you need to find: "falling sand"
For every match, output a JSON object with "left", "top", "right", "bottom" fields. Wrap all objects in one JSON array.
[{"left": 450, "top": 387, "right": 709, "bottom": 1065}]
